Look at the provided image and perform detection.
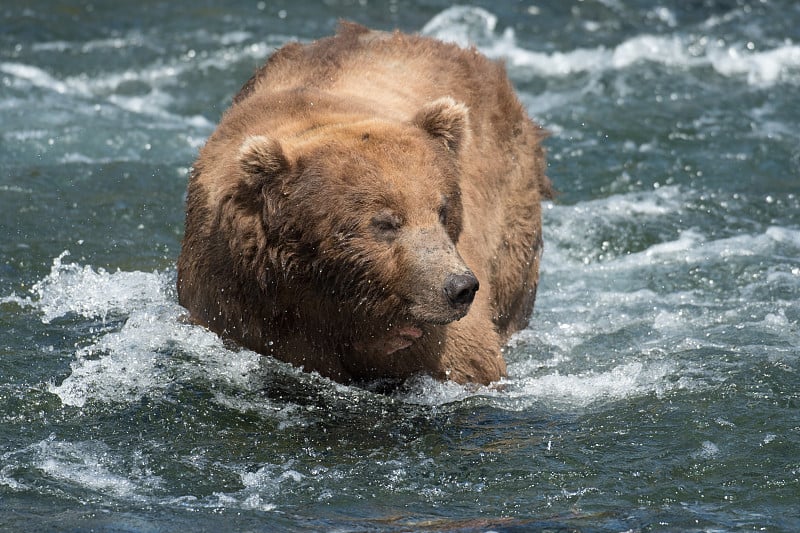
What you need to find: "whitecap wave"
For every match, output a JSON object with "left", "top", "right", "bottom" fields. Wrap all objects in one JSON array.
[
  {"left": 2, "top": 435, "right": 162, "bottom": 501},
  {"left": 2, "top": 433, "right": 303, "bottom": 512},
  {"left": 1, "top": 32, "right": 281, "bottom": 134},
  {"left": 507, "top": 360, "right": 681, "bottom": 409},
  {"left": 422, "top": 6, "right": 800, "bottom": 86},
  {"left": 707, "top": 42, "right": 800, "bottom": 86},
  {"left": 528, "top": 187, "right": 800, "bottom": 407},
  {"left": 3, "top": 28, "right": 286, "bottom": 104},
  {"left": 421, "top": 5, "right": 499, "bottom": 48},
  {"left": 35, "top": 438, "right": 160, "bottom": 500},
  {"left": 4, "top": 427, "right": 314, "bottom": 514},
  {"left": 393, "top": 357, "right": 691, "bottom": 412},
  {"left": 165, "top": 461, "right": 309, "bottom": 513}
]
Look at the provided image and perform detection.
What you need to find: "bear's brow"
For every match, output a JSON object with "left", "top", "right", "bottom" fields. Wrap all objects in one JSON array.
[{"left": 290, "top": 119, "right": 394, "bottom": 143}]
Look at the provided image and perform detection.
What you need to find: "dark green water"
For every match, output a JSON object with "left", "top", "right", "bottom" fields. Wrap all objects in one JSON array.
[{"left": 2, "top": 1, "right": 799, "bottom": 531}]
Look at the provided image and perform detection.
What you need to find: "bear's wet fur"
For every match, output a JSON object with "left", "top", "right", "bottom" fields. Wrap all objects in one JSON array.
[{"left": 177, "top": 22, "right": 552, "bottom": 385}]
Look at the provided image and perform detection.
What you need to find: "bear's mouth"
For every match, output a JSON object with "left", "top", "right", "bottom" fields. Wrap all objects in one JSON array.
[
  {"left": 354, "top": 323, "right": 424, "bottom": 356},
  {"left": 383, "top": 324, "right": 423, "bottom": 354}
]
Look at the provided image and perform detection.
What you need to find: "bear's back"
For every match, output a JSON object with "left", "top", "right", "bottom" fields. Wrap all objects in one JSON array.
[{"left": 233, "top": 22, "right": 525, "bottom": 139}]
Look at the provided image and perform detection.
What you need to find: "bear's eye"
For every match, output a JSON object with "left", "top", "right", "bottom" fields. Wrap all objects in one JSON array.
[{"left": 371, "top": 211, "right": 402, "bottom": 239}]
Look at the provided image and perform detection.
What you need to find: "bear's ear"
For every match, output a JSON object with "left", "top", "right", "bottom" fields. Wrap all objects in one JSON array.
[
  {"left": 238, "top": 135, "right": 290, "bottom": 188},
  {"left": 413, "top": 97, "right": 469, "bottom": 153}
]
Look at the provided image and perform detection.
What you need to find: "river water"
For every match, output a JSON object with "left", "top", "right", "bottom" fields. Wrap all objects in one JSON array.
[{"left": 1, "top": 1, "right": 799, "bottom": 531}]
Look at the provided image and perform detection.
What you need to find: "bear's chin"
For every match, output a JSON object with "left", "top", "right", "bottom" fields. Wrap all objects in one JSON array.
[{"left": 407, "top": 304, "right": 472, "bottom": 326}]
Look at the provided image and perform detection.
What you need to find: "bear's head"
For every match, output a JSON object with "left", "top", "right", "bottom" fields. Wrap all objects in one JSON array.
[{"left": 226, "top": 97, "right": 477, "bottom": 353}]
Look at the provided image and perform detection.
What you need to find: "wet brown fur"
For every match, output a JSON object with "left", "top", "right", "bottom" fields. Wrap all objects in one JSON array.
[{"left": 178, "top": 23, "right": 552, "bottom": 385}]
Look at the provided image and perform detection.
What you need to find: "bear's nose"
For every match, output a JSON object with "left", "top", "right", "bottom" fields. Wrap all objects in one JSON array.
[{"left": 444, "top": 272, "right": 479, "bottom": 307}]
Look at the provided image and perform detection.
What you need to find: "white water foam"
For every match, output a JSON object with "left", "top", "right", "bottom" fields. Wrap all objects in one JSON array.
[
  {"left": 166, "top": 461, "right": 310, "bottom": 513},
  {"left": 529, "top": 188, "right": 800, "bottom": 401},
  {"left": 34, "top": 438, "right": 161, "bottom": 501},
  {"left": 539, "top": 185, "right": 688, "bottom": 267},
  {"left": 21, "top": 250, "right": 689, "bottom": 413},
  {"left": 0, "top": 62, "right": 72, "bottom": 94},
  {"left": 543, "top": 189, "right": 798, "bottom": 280},
  {"left": 0, "top": 28, "right": 293, "bottom": 165},
  {"left": 2, "top": 432, "right": 295, "bottom": 512},
  {"left": 539, "top": 187, "right": 800, "bottom": 275},
  {"left": 3, "top": 27, "right": 286, "bottom": 104},
  {"left": 0, "top": 59, "right": 215, "bottom": 130},
  {"left": 708, "top": 41, "right": 800, "bottom": 86},
  {"left": 49, "top": 305, "right": 262, "bottom": 408},
  {"left": 17, "top": 252, "right": 260, "bottom": 408},
  {"left": 30, "top": 251, "right": 168, "bottom": 324},
  {"left": 420, "top": 5, "right": 499, "bottom": 48},
  {"left": 422, "top": 6, "right": 800, "bottom": 86},
  {"left": 507, "top": 360, "right": 681, "bottom": 409},
  {"left": 2, "top": 435, "right": 162, "bottom": 501},
  {"left": 395, "top": 353, "right": 691, "bottom": 411}
]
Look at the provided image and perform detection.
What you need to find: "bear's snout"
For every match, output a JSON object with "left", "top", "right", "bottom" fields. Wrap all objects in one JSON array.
[{"left": 444, "top": 272, "right": 479, "bottom": 308}]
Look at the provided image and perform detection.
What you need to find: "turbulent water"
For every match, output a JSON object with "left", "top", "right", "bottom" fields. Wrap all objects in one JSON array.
[{"left": 2, "top": 1, "right": 799, "bottom": 531}]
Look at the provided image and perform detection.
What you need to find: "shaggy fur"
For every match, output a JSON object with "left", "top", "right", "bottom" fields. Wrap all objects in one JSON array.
[{"left": 177, "top": 23, "right": 552, "bottom": 385}]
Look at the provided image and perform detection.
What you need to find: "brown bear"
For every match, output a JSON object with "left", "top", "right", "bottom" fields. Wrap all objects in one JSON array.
[{"left": 177, "top": 22, "right": 552, "bottom": 385}]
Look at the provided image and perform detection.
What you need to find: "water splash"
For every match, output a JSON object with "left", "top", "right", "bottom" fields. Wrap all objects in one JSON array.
[
  {"left": 14, "top": 248, "right": 698, "bottom": 413},
  {"left": 29, "top": 251, "right": 169, "bottom": 324}
]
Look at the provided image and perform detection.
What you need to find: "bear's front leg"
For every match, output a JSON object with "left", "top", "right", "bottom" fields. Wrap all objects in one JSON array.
[{"left": 435, "top": 308, "right": 507, "bottom": 385}]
